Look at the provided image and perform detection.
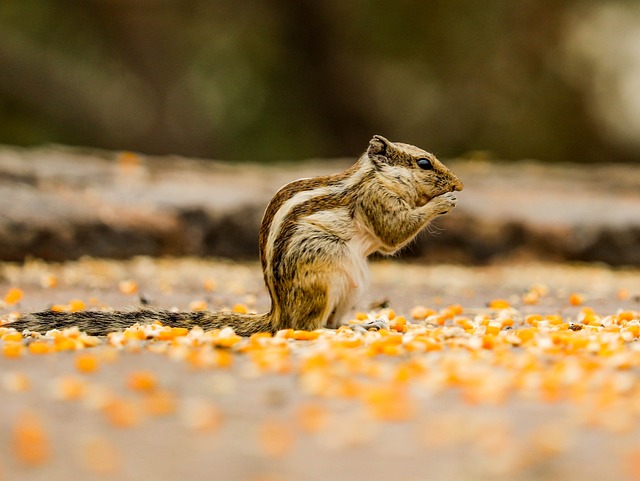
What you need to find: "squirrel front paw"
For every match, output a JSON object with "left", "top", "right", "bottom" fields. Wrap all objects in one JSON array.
[{"left": 431, "top": 192, "right": 458, "bottom": 215}]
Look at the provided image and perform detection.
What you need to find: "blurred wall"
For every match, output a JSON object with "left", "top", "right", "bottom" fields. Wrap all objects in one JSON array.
[{"left": 1, "top": 0, "right": 639, "bottom": 163}]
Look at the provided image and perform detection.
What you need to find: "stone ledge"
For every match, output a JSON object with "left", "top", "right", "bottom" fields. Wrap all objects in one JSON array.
[{"left": 1, "top": 145, "right": 639, "bottom": 266}]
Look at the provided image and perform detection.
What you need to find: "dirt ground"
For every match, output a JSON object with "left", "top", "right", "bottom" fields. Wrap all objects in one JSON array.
[{"left": 1, "top": 257, "right": 640, "bottom": 481}]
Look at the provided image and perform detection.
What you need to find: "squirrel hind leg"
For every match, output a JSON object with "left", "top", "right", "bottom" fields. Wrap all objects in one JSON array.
[
  {"left": 278, "top": 267, "right": 358, "bottom": 331},
  {"left": 276, "top": 274, "right": 333, "bottom": 331}
]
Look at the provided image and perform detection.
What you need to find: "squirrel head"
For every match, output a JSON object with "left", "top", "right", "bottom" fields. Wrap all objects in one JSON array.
[{"left": 367, "top": 135, "right": 463, "bottom": 203}]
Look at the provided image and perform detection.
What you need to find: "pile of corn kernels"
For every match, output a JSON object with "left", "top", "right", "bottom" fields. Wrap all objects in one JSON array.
[{"left": 1, "top": 258, "right": 640, "bottom": 481}]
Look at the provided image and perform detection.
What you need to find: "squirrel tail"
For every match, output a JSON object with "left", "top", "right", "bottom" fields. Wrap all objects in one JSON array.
[{"left": 6, "top": 309, "right": 274, "bottom": 337}]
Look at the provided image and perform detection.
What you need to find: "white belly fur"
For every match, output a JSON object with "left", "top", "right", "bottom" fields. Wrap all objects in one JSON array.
[{"left": 325, "top": 229, "right": 377, "bottom": 328}]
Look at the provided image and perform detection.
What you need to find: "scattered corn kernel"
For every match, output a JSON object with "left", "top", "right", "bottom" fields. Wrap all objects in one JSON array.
[
  {"left": 3, "top": 341, "right": 23, "bottom": 359},
  {"left": 127, "top": 370, "right": 157, "bottom": 392},
  {"left": 4, "top": 288, "right": 24, "bottom": 305},
  {"left": 28, "top": 342, "right": 53, "bottom": 355},
  {"left": 75, "top": 353, "right": 100, "bottom": 373},
  {"left": 410, "top": 305, "right": 435, "bottom": 320},
  {"left": 2, "top": 331, "right": 23, "bottom": 343},
  {"left": 488, "top": 299, "right": 510, "bottom": 309},
  {"left": 203, "top": 278, "right": 217, "bottom": 292},
  {"left": 569, "top": 293, "right": 585, "bottom": 306},
  {"left": 143, "top": 390, "right": 177, "bottom": 416},
  {"left": 118, "top": 280, "right": 138, "bottom": 295},
  {"left": 189, "top": 300, "right": 208, "bottom": 311},
  {"left": 12, "top": 411, "right": 51, "bottom": 465},
  {"left": 68, "top": 299, "right": 86, "bottom": 312},
  {"left": 103, "top": 398, "right": 141, "bottom": 428},
  {"left": 52, "top": 375, "right": 86, "bottom": 400},
  {"left": 3, "top": 259, "right": 640, "bottom": 480},
  {"left": 232, "top": 303, "right": 249, "bottom": 314}
]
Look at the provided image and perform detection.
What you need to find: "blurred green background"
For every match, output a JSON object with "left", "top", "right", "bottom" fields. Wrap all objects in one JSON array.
[{"left": 1, "top": 0, "right": 640, "bottom": 163}]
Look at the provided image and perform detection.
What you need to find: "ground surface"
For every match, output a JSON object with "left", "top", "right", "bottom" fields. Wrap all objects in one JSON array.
[
  {"left": 1, "top": 257, "right": 640, "bottom": 481},
  {"left": 1, "top": 145, "right": 640, "bottom": 265}
]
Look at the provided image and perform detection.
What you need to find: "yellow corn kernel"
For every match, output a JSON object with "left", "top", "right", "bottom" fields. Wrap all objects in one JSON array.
[
  {"left": 500, "top": 317, "right": 514, "bottom": 328},
  {"left": 2, "top": 331, "right": 23, "bottom": 343},
  {"left": 617, "top": 288, "right": 630, "bottom": 301},
  {"left": 545, "top": 315, "right": 564, "bottom": 325},
  {"left": 275, "top": 328, "right": 294, "bottom": 339},
  {"left": 122, "top": 328, "right": 146, "bottom": 342},
  {"left": 485, "top": 323, "right": 501, "bottom": 336},
  {"left": 127, "top": 371, "right": 157, "bottom": 392},
  {"left": 362, "top": 385, "right": 416, "bottom": 422},
  {"left": 3, "top": 342, "right": 23, "bottom": 359},
  {"left": 12, "top": 411, "right": 51, "bottom": 465},
  {"left": 249, "top": 332, "right": 272, "bottom": 341},
  {"left": 569, "top": 293, "right": 584, "bottom": 306},
  {"left": 153, "top": 329, "right": 172, "bottom": 342},
  {"left": 68, "top": 299, "right": 86, "bottom": 312},
  {"left": 522, "top": 290, "right": 540, "bottom": 305},
  {"left": 488, "top": 299, "right": 510, "bottom": 309},
  {"left": 625, "top": 325, "right": 640, "bottom": 338},
  {"left": 232, "top": 303, "right": 248, "bottom": 314},
  {"left": 214, "top": 334, "right": 242, "bottom": 348},
  {"left": 410, "top": 305, "right": 436, "bottom": 321},
  {"left": 103, "top": 398, "right": 141, "bottom": 428},
  {"left": 544, "top": 314, "right": 563, "bottom": 325},
  {"left": 390, "top": 315, "right": 408, "bottom": 333},
  {"left": 4, "top": 288, "right": 24, "bottom": 305},
  {"left": 189, "top": 300, "right": 208, "bottom": 311},
  {"left": 405, "top": 336, "right": 441, "bottom": 352},
  {"left": 53, "top": 336, "right": 77, "bottom": 351},
  {"left": 28, "top": 342, "right": 53, "bottom": 355},
  {"left": 292, "top": 330, "right": 320, "bottom": 341},
  {"left": 618, "top": 311, "right": 637, "bottom": 322},
  {"left": 54, "top": 376, "right": 86, "bottom": 400},
  {"left": 75, "top": 353, "right": 100, "bottom": 374},
  {"left": 442, "top": 304, "right": 463, "bottom": 319},
  {"left": 455, "top": 318, "right": 474, "bottom": 331},
  {"left": 118, "top": 280, "right": 138, "bottom": 295},
  {"left": 526, "top": 314, "right": 543, "bottom": 326},
  {"left": 481, "top": 334, "right": 496, "bottom": 349},
  {"left": 516, "top": 328, "right": 536, "bottom": 343},
  {"left": 203, "top": 278, "right": 217, "bottom": 292},
  {"left": 354, "top": 311, "right": 369, "bottom": 321},
  {"left": 143, "top": 390, "right": 177, "bottom": 416}
]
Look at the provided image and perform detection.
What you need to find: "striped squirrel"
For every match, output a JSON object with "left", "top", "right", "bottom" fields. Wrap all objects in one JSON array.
[{"left": 8, "top": 135, "right": 462, "bottom": 336}]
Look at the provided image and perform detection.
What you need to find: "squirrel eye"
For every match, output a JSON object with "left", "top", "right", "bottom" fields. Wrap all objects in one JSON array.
[{"left": 417, "top": 158, "right": 433, "bottom": 170}]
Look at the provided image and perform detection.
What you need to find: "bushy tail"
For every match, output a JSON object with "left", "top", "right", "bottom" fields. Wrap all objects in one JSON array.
[{"left": 5, "top": 309, "right": 274, "bottom": 337}]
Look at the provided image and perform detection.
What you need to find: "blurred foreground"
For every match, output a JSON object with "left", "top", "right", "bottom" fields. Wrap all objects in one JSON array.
[{"left": 1, "top": 258, "right": 640, "bottom": 480}]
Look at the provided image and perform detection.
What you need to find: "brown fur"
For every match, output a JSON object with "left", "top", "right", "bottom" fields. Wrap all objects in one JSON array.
[{"left": 8, "top": 135, "right": 462, "bottom": 336}]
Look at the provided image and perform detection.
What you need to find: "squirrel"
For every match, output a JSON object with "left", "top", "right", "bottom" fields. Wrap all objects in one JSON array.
[{"left": 7, "top": 135, "right": 462, "bottom": 336}]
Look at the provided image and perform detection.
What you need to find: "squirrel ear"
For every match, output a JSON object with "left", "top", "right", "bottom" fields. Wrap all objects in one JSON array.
[{"left": 368, "top": 135, "right": 392, "bottom": 157}]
